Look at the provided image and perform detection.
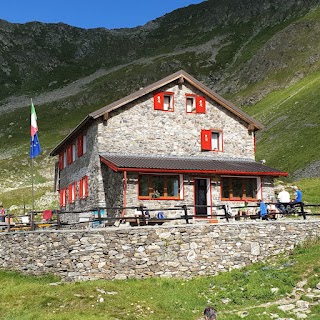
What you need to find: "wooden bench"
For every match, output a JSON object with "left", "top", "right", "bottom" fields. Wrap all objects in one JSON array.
[{"left": 124, "top": 217, "right": 170, "bottom": 227}]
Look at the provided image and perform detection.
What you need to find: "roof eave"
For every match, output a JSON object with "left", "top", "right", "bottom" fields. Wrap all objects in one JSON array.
[
  {"left": 50, "top": 116, "right": 93, "bottom": 156},
  {"left": 100, "top": 157, "right": 288, "bottom": 176}
]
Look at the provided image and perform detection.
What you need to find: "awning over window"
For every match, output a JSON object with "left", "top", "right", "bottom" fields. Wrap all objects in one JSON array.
[{"left": 100, "top": 153, "right": 288, "bottom": 177}]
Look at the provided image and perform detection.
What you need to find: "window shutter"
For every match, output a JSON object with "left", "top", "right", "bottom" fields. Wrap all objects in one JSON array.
[
  {"left": 72, "top": 143, "right": 76, "bottom": 161},
  {"left": 201, "top": 130, "right": 212, "bottom": 150},
  {"left": 153, "top": 93, "right": 164, "bottom": 110},
  {"left": 196, "top": 96, "right": 206, "bottom": 113},
  {"left": 68, "top": 184, "right": 72, "bottom": 203},
  {"left": 79, "top": 179, "right": 83, "bottom": 199},
  {"left": 83, "top": 134, "right": 87, "bottom": 154},
  {"left": 59, "top": 189, "right": 66, "bottom": 207},
  {"left": 68, "top": 182, "right": 76, "bottom": 203},
  {"left": 79, "top": 176, "right": 88, "bottom": 199},
  {"left": 67, "top": 145, "right": 73, "bottom": 164},
  {"left": 77, "top": 135, "right": 83, "bottom": 157},
  {"left": 58, "top": 152, "right": 64, "bottom": 170},
  {"left": 84, "top": 176, "right": 88, "bottom": 197}
]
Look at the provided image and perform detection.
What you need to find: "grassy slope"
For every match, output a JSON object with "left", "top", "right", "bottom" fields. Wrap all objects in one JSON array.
[
  {"left": 244, "top": 71, "right": 320, "bottom": 175},
  {"left": 1, "top": 4, "right": 320, "bottom": 208},
  {"left": 242, "top": 71, "right": 320, "bottom": 201},
  {"left": 1, "top": 239, "right": 320, "bottom": 319}
]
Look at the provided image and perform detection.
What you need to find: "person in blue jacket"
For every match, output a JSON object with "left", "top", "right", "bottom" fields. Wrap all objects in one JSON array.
[
  {"left": 292, "top": 186, "right": 302, "bottom": 203},
  {"left": 258, "top": 199, "right": 268, "bottom": 220}
]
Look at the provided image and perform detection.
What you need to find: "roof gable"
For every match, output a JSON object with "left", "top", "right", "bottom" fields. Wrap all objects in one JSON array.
[
  {"left": 89, "top": 70, "right": 263, "bottom": 129},
  {"left": 50, "top": 70, "right": 263, "bottom": 156}
]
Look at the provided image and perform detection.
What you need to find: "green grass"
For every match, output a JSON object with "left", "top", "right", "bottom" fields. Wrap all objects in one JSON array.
[
  {"left": 241, "top": 70, "right": 320, "bottom": 177},
  {"left": 1, "top": 239, "right": 320, "bottom": 319}
]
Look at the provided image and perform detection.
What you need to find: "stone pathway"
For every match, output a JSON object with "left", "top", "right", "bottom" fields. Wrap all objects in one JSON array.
[{"left": 220, "top": 279, "right": 320, "bottom": 319}]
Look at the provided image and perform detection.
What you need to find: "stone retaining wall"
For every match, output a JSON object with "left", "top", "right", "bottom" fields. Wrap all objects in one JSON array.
[{"left": 0, "top": 220, "right": 319, "bottom": 282}]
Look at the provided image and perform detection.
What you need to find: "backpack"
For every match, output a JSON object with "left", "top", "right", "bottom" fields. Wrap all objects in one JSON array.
[{"left": 157, "top": 212, "right": 165, "bottom": 219}]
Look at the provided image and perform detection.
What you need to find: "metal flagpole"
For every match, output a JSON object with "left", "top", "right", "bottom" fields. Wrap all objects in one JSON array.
[
  {"left": 30, "top": 98, "right": 41, "bottom": 230},
  {"left": 31, "top": 145, "right": 35, "bottom": 230}
]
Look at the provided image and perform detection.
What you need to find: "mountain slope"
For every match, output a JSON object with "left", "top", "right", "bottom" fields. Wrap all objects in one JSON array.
[{"left": 0, "top": 0, "right": 320, "bottom": 209}]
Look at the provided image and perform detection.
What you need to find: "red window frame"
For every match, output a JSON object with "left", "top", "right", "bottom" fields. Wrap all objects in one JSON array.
[
  {"left": 221, "top": 177, "right": 258, "bottom": 201},
  {"left": 67, "top": 144, "right": 73, "bottom": 165},
  {"left": 153, "top": 92, "right": 174, "bottom": 111},
  {"left": 68, "top": 182, "right": 76, "bottom": 204},
  {"left": 77, "top": 134, "right": 84, "bottom": 157},
  {"left": 138, "top": 174, "right": 181, "bottom": 200},
  {"left": 186, "top": 94, "right": 206, "bottom": 114},
  {"left": 79, "top": 176, "right": 88, "bottom": 199},
  {"left": 201, "top": 129, "right": 223, "bottom": 152}
]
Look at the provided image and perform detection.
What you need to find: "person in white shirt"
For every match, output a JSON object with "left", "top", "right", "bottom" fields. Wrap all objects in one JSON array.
[
  {"left": 277, "top": 187, "right": 291, "bottom": 213},
  {"left": 278, "top": 187, "right": 290, "bottom": 203}
]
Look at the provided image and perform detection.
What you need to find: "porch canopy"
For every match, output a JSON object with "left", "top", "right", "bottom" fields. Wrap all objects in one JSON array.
[{"left": 100, "top": 153, "right": 288, "bottom": 177}]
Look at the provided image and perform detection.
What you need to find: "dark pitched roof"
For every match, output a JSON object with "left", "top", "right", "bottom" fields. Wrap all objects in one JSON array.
[
  {"left": 100, "top": 153, "right": 288, "bottom": 177},
  {"left": 50, "top": 70, "right": 263, "bottom": 156}
]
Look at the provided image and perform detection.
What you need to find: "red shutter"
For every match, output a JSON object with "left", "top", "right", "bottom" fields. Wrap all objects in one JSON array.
[
  {"left": 59, "top": 189, "right": 66, "bottom": 207},
  {"left": 67, "top": 145, "right": 72, "bottom": 164},
  {"left": 201, "top": 130, "right": 212, "bottom": 150},
  {"left": 84, "top": 176, "right": 88, "bottom": 197},
  {"left": 79, "top": 179, "right": 83, "bottom": 199},
  {"left": 79, "top": 176, "right": 88, "bottom": 199},
  {"left": 196, "top": 96, "right": 206, "bottom": 113},
  {"left": 68, "top": 184, "right": 72, "bottom": 203},
  {"left": 58, "top": 152, "right": 64, "bottom": 170},
  {"left": 68, "top": 183, "right": 76, "bottom": 203},
  {"left": 77, "top": 135, "right": 83, "bottom": 157},
  {"left": 153, "top": 93, "right": 164, "bottom": 110}
]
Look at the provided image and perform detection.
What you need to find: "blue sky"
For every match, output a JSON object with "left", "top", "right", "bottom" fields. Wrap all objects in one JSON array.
[{"left": 1, "top": 0, "right": 205, "bottom": 29}]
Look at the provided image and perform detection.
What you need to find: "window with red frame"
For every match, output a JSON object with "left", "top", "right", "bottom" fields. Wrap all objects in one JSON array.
[
  {"left": 139, "top": 174, "right": 181, "bottom": 199},
  {"left": 221, "top": 177, "right": 258, "bottom": 200},
  {"left": 77, "top": 133, "right": 87, "bottom": 157},
  {"left": 59, "top": 188, "right": 66, "bottom": 207},
  {"left": 68, "top": 182, "right": 76, "bottom": 204},
  {"left": 72, "top": 143, "right": 76, "bottom": 162},
  {"left": 67, "top": 144, "right": 73, "bottom": 165},
  {"left": 79, "top": 176, "right": 88, "bottom": 199},
  {"left": 153, "top": 92, "right": 174, "bottom": 111},
  {"left": 63, "top": 150, "right": 67, "bottom": 168},
  {"left": 201, "top": 129, "right": 223, "bottom": 151},
  {"left": 186, "top": 95, "right": 206, "bottom": 113}
]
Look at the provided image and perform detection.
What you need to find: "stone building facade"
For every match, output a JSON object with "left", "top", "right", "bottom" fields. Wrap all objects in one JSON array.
[{"left": 50, "top": 70, "right": 287, "bottom": 221}]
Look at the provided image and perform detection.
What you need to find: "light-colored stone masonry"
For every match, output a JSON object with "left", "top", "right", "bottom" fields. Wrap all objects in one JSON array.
[
  {"left": 0, "top": 220, "right": 319, "bottom": 282},
  {"left": 97, "top": 82, "right": 255, "bottom": 158},
  {"left": 58, "top": 81, "right": 271, "bottom": 216}
]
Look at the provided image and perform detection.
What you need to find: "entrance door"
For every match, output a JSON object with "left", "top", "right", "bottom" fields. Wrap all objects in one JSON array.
[{"left": 194, "top": 178, "right": 210, "bottom": 216}]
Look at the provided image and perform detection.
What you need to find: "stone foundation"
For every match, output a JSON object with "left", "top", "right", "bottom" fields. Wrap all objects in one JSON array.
[{"left": 0, "top": 220, "right": 319, "bottom": 282}]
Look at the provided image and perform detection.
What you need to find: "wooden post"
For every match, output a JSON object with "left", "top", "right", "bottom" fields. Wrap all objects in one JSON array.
[
  {"left": 139, "top": 204, "right": 145, "bottom": 225},
  {"left": 6, "top": 213, "right": 11, "bottom": 232},
  {"left": 300, "top": 202, "right": 306, "bottom": 220},
  {"left": 223, "top": 205, "right": 229, "bottom": 222},
  {"left": 98, "top": 208, "right": 102, "bottom": 225},
  {"left": 183, "top": 205, "right": 189, "bottom": 224}
]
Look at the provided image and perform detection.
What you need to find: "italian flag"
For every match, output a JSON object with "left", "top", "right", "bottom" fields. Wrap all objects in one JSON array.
[
  {"left": 30, "top": 99, "right": 41, "bottom": 158},
  {"left": 31, "top": 100, "right": 38, "bottom": 137}
]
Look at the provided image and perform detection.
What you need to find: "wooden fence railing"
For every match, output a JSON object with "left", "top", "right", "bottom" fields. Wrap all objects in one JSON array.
[{"left": 0, "top": 202, "right": 318, "bottom": 232}]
